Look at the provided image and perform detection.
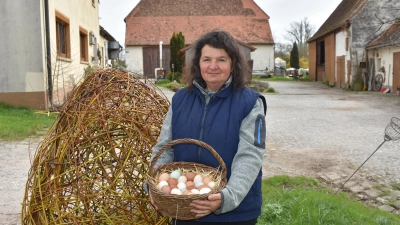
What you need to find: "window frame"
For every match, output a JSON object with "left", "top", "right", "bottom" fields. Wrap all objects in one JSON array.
[
  {"left": 79, "top": 27, "right": 89, "bottom": 62},
  {"left": 55, "top": 11, "right": 70, "bottom": 58},
  {"left": 317, "top": 41, "right": 325, "bottom": 66}
]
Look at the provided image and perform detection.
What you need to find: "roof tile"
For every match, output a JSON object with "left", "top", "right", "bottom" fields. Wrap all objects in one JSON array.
[
  {"left": 124, "top": 0, "right": 273, "bottom": 46},
  {"left": 308, "top": 0, "right": 368, "bottom": 42}
]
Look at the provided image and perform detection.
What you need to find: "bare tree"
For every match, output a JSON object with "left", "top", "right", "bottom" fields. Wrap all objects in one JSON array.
[
  {"left": 274, "top": 42, "right": 291, "bottom": 59},
  {"left": 285, "top": 17, "right": 315, "bottom": 57},
  {"left": 372, "top": 6, "right": 400, "bottom": 46}
]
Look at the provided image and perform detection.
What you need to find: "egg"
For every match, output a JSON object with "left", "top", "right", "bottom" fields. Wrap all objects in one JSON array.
[
  {"left": 193, "top": 175, "right": 202, "bottom": 184},
  {"left": 161, "top": 185, "right": 171, "bottom": 194},
  {"left": 207, "top": 181, "right": 216, "bottom": 188},
  {"left": 170, "top": 170, "right": 181, "bottom": 179},
  {"left": 177, "top": 182, "right": 186, "bottom": 190},
  {"left": 185, "top": 172, "right": 196, "bottom": 181},
  {"left": 178, "top": 176, "right": 187, "bottom": 183},
  {"left": 186, "top": 185, "right": 195, "bottom": 190},
  {"left": 169, "top": 184, "right": 177, "bottom": 190},
  {"left": 199, "top": 188, "right": 211, "bottom": 194},
  {"left": 197, "top": 185, "right": 208, "bottom": 191},
  {"left": 170, "top": 188, "right": 182, "bottom": 195},
  {"left": 195, "top": 181, "right": 204, "bottom": 188},
  {"left": 182, "top": 190, "right": 191, "bottom": 195},
  {"left": 191, "top": 189, "right": 199, "bottom": 194},
  {"left": 167, "top": 178, "right": 178, "bottom": 186},
  {"left": 157, "top": 181, "right": 168, "bottom": 189},
  {"left": 185, "top": 181, "right": 194, "bottom": 187},
  {"left": 158, "top": 173, "right": 170, "bottom": 182},
  {"left": 202, "top": 176, "right": 212, "bottom": 185}
]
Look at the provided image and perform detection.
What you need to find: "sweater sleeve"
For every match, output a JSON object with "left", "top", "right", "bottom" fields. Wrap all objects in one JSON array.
[
  {"left": 144, "top": 107, "right": 174, "bottom": 194},
  {"left": 215, "top": 98, "right": 266, "bottom": 214},
  {"left": 150, "top": 106, "right": 174, "bottom": 169}
]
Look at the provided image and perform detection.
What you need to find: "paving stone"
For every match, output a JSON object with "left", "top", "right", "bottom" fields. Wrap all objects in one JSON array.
[
  {"left": 323, "top": 172, "right": 342, "bottom": 181},
  {"left": 344, "top": 181, "right": 357, "bottom": 188},
  {"left": 364, "top": 189, "right": 381, "bottom": 198},
  {"left": 360, "top": 181, "right": 372, "bottom": 189},
  {"left": 349, "top": 185, "right": 364, "bottom": 193},
  {"left": 379, "top": 205, "right": 395, "bottom": 212},
  {"left": 376, "top": 197, "right": 388, "bottom": 204},
  {"left": 390, "top": 190, "right": 400, "bottom": 198}
]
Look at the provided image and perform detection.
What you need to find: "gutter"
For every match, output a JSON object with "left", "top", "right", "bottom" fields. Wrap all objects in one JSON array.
[
  {"left": 44, "top": 0, "right": 53, "bottom": 105},
  {"left": 366, "top": 43, "right": 392, "bottom": 50}
]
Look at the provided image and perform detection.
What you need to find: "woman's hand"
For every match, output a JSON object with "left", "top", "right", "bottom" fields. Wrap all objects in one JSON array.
[{"left": 190, "top": 193, "right": 222, "bottom": 218}]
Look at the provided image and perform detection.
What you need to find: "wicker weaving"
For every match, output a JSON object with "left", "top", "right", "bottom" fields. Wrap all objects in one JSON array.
[{"left": 21, "top": 69, "right": 171, "bottom": 224}]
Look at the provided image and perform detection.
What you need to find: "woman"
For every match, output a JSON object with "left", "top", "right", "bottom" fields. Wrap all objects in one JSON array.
[{"left": 150, "top": 29, "right": 267, "bottom": 224}]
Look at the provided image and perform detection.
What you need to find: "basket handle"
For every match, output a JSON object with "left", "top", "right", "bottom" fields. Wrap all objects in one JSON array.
[{"left": 149, "top": 138, "right": 227, "bottom": 179}]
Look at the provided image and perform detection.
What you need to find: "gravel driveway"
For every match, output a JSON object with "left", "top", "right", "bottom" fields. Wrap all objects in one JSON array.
[{"left": 1, "top": 81, "right": 399, "bottom": 224}]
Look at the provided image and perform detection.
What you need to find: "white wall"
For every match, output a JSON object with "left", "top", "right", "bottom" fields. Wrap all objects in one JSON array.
[
  {"left": 125, "top": 46, "right": 144, "bottom": 74},
  {"left": 368, "top": 46, "right": 400, "bottom": 88},
  {"left": 335, "top": 30, "right": 350, "bottom": 83},
  {"left": 250, "top": 45, "right": 274, "bottom": 71},
  {"left": 47, "top": 0, "right": 100, "bottom": 104},
  {"left": 0, "top": 1, "right": 45, "bottom": 93}
]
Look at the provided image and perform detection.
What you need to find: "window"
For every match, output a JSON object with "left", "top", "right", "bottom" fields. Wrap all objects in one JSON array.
[
  {"left": 79, "top": 27, "right": 88, "bottom": 62},
  {"left": 55, "top": 12, "right": 70, "bottom": 58},
  {"left": 317, "top": 41, "right": 325, "bottom": 66}
]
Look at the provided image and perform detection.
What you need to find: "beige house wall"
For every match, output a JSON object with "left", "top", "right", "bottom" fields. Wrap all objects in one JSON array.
[{"left": 47, "top": 0, "right": 100, "bottom": 105}]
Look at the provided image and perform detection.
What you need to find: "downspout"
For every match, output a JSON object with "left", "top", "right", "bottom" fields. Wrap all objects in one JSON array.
[{"left": 44, "top": 0, "right": 53, "bottom": 105}]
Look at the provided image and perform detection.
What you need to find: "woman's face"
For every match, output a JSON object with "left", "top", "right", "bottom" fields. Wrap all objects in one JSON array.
[{"left": 199, "top": 44, "right": 232, "bottom": 92}]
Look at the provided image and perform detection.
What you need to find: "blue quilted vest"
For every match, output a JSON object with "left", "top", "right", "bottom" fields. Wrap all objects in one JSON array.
[{"left": 171, "top": 85, "right": 263, "bottom": 222}]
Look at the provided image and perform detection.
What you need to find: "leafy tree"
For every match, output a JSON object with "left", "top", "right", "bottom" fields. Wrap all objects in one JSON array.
[
  {"left": 299, "top": 56, "right": 308, "bottom": 69},
  {"left": 169, "top": 32, "right": 185, "bottom": 77},
  {"left": 290, "top": 42, "right": 299, "bottom": 69}
]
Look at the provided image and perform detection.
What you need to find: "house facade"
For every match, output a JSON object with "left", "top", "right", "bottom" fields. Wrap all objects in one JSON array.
[
  {"left": 0, "top": 0, "right": 117, "bottom": 109},
  {"left": 366, "top": 22, "right": 400, "bottom": 92},
  {"left": 124, "top": 0, "right": 274, "bottom": 78},
  {"left": 307, "top": 0, "right": 400, "bottom": 92}
]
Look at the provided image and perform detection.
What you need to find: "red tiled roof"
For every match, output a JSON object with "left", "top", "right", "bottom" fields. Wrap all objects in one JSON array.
[
  {"left": 178, "top": 38, "right": 257, "bottom": 56},
  {"left": 308, "top": 0, "right": 368, "bottom": 42},
  {"left": 124, "top": 0, "right": 273, "bottom": 46},
  {"left": 366, "top": 21, "right": 400, "bottom": 48}
]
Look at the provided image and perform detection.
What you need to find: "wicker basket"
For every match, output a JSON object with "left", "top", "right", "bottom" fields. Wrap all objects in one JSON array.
[{"left": 147, "top": 138, "right": 227, "bottom": 220}]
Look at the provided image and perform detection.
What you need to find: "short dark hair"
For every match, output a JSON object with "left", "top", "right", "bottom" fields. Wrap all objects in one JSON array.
[{"left": 183, "top": 29, "right": 250, "bottom": 91}]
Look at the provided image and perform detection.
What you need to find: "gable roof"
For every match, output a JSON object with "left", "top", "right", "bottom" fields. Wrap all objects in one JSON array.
[
  {"left": 308, "top": 0, "right": 368, "bottom": 42},
  {"left": 124, "top": 0, "right": 273, "bottom": 46},
  {"left": 366, "top": 21, "right": 400, "bottom": 49},
  {"left": 178, "top": 38, "right": 257, "bottom": 56}
]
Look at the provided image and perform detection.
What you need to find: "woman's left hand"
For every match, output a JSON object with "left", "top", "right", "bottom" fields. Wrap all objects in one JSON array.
[{"left": 190, "top": 193, "right": 222, "bottom": 218}]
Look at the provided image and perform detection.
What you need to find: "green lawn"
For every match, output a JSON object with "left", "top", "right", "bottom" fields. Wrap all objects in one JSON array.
[
  {"left": 0, "top": 102, "right": 56, "bottom": 141},
  {"left": 258, "top": 175, "right": 400, "bottom": 225}
]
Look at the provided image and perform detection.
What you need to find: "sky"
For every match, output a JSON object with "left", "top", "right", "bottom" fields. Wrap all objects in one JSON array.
[{"left": 99, "top": 0, "right": 343, "bottom": 47}]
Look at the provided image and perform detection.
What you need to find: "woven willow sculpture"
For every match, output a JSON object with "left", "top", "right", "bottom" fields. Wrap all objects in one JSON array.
[{"left": 21, "top": 69, "right": 171, "bottom": 224}]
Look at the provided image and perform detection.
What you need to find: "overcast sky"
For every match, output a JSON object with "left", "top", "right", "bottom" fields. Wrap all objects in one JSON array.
[{"left": 99, "top": 0, "right": 342, "bottom": 47}]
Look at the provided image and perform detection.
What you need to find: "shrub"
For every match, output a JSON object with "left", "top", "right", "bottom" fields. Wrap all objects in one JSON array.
[{"left": 167, "top": 71, "right": 182, "bottom": 83}]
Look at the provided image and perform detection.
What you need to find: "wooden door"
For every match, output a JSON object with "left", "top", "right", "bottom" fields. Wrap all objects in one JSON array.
[
  {"left": 337, "top": 56, "right": 345, "bottom": 88},
  {"left": 347, "top": 60, "right": 351, "bottom": 86},
  {"left": 142, "top": 46, "right": 170, "bottom": 78},
  {"left": 393, "top": 52, "right": 400, "bottom": 94}
]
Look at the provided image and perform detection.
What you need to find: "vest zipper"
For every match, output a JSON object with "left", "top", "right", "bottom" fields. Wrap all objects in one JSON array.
[{"left": 197, "top": 94, "right": 215, "bottom": 163}]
